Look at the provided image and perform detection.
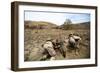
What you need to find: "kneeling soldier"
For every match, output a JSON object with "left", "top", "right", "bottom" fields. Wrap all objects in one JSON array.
[{"left": 42, "top": 38, "right": 56, "bottom": 60}]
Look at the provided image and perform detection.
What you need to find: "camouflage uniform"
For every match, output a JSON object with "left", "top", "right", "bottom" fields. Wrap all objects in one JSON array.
[{"left": 42, "top": 40, "right": 56, "bottom": 57}]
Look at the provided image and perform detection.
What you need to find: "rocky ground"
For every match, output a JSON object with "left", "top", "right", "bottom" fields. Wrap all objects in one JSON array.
[{"left": 24, "top": 29, "right": 90, "bottom": 61}]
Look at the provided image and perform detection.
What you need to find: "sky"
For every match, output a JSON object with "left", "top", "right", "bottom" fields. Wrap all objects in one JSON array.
[{"left": 24, "top": 11, "right": 90, "bottom": 25}]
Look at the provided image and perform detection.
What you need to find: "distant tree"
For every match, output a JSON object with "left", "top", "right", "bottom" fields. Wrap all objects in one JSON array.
[
  {"left": 63, "top": 19, "right": 72, "bottom": 25},
  {"left": 62, "top": 19, "right": 72, "bottom": 30}
]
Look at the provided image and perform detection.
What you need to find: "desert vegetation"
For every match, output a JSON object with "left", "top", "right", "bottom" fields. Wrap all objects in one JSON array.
[{"left": 24, "top": 20, "right": 90, "bottom": 61}]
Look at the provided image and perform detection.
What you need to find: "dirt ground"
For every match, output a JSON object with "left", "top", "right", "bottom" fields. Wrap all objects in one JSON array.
[{"left": 24, "top": 28, "right": 90, "bottom": 61}]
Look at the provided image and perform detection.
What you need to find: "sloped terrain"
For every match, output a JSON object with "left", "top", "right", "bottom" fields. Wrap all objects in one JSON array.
[{"left": 24, "top": 21, "right": 90, "bottom": 61}]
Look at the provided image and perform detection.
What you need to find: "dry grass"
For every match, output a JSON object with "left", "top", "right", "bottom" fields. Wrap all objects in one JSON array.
[{"left": 24, "top": 28, "right": 90, "bottom": 61}]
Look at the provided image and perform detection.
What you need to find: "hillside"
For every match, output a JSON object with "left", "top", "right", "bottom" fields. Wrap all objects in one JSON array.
[
  {"left": 24, "top": 21, "right": 90, "bottom": 61},
  {"left": 24, "top": 21, "right": 58, "bottom": 29},
  {"left": 61, "top": 22, "right": 90, "bottom": 30}
]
